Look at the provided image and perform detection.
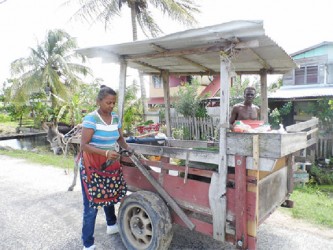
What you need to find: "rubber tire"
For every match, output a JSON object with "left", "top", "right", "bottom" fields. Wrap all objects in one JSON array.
[{"left": 118, "top": 191, "right": 173, "bottom": 250}]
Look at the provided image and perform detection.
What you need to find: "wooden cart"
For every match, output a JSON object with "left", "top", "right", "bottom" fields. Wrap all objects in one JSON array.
[{"left": 77, "top": 21, "right": 318, "bottom": 249}]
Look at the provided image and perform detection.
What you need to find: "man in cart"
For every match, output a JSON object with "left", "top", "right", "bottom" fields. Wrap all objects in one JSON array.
[{"left": 229, "top": 86, "right": 260, "bottom": 130}]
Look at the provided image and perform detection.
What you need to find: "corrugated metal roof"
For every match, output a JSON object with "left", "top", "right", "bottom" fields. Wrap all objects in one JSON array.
[
  {"left": 268, "top": 84, "right": 333, "bottom": 99},
  {"left": 77, "top": 20, "right": 297, "bottom": 75},
  {"left": 291, "top": 41, "right": 333, "bottom": 57}
]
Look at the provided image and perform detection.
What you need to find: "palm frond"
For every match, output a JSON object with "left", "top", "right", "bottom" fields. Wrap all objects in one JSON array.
[
  {"left": 136, "top": 9, "right": 162, "bottom": 38},
  {"left": 149, "top": 0, "right": 200, "bottom": 26}
]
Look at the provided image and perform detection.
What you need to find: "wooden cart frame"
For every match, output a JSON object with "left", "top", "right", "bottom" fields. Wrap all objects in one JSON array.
[{"left": 77, "top": 20, "right": 318, "bottom": 249}]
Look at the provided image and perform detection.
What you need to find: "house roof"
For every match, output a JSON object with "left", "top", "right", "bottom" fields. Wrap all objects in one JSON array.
[
  {"left": 77, "top": 20, "right": 297, "bottom": 75},
  {"left": 268, "top": 84, "right": 333, "bottom": 100},
  {"left": 291, "top": 41, "right": 333, "bottom": 57},
  {"left": 199, "top": 75, "right": 220, "bottom": 97}
]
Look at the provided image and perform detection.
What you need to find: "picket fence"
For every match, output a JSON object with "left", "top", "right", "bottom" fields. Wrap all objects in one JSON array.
[
  {"left": 170, "top": 117, "right": 332, "bottom": 159},
  {"left": 170, "top": 116, "right": 219, "bottom": 140},
  {"left": 316, "top": 124, "right": 333, "bottom": 159}
]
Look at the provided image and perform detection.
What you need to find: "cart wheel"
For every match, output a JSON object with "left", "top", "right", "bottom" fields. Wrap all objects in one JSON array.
[{"left": 118, "top": 191, "right": 173, "bottom": 250}]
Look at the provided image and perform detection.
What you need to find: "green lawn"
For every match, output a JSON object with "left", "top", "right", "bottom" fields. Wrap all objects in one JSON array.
[
  {"left": 0, "top": 149, "right": 75, "bottom": 170},
  {"left": 281, "top": 186, "right": 333, "bottom": 228}
]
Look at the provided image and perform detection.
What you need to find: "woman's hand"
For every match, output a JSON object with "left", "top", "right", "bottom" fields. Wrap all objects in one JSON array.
[{"left": 106, "top": 150, "right": 120, "bottom": 161}]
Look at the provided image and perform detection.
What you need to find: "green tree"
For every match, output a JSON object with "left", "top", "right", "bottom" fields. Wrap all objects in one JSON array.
[
  {"left": 57, "top": 82, "right": 100, "bottom": 126},
  {"left": 268, "top": 102, "right": 292, "bottom": 129},
  {"left": 66, "top": 0, "right": 200, "bottom": 121},
  {"left": 172, "top": 79, "right": 207, "bottom": 118},
  {"left": 122, "top": 80, "right": 143, "bottom": 134},
  {"left": 10, "top": 29, "right": 92, "bottom": 110},
  {"left": 230, "top": 76, "right": 261, "bottom": 107},
  {"left": 302, "top": 98, "right": 333, "bottom": 130}
]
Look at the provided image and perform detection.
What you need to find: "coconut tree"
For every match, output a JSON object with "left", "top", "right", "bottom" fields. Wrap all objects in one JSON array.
[
  {"left": 65, "top": 0, "right": 200, "bottom": 120},
  {"left": 10, "top": 29, "right": 92, "bottom": 110}
]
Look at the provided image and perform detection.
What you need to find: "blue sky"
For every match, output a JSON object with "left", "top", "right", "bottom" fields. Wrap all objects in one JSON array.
[{"left": 1, "top": 0, "right": 333, "bottom": 88}]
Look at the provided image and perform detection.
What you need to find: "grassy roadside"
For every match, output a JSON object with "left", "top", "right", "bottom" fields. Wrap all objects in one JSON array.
[
  {"left": 0, "top": 122, "right": 18, "bottom": 134},
  {"left": 280, "top": 185, "right": 333, "bottom": 228},
  {"left": 0, "top": 149, "right": 75, "bottom": 170}
]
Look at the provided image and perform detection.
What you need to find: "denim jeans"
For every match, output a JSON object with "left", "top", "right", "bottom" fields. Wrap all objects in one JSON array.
[{"left": 80, "top": 169, "right": 117, "bottom": 248}]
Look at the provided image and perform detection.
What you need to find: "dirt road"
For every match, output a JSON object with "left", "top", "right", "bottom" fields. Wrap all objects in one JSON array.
[{"left": 0, "top": 154, "right": 332, "bottom": 250}]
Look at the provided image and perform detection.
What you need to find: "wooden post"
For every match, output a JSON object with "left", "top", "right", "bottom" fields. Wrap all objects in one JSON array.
[
  {"left": 162, "top": 71, "right": 172, "bottom": 137},
  {"left": 235, "top": 155, "right": 248, "bottom": 249},
  {"left": 219, "top": 55, "right": 230, "bottom": 174},
  {"left": 247, "top": 135, "right": 259, "bottom": 249},
  {"left": 118, "top": 60, "right": 127, "bottom": 121},
  {"left": 260, "top": 69, "right": 268, "bottom": 123},
  {"left": 209, "top": 55, "right": 231, "bottom": 241}
]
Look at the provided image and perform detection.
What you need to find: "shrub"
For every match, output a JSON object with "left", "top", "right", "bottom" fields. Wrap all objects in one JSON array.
[
  {"left": 0, "top": 113, "right": 12, "bottom": 122},
  {"left": 308, "top": 164, "right": 333, "bottom": 185}
]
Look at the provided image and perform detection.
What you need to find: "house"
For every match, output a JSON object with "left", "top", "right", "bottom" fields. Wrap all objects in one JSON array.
[
  {"left": 269, "top": 41, "right": 333, "bottom": 125},
  {"left": 269, "top": 41, "right": 333, "bottom": 158}
]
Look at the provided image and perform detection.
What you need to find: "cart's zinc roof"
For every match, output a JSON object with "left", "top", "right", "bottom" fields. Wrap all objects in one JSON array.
[{"left": 77, "top": 20, "right": 296, "bottom": 75}]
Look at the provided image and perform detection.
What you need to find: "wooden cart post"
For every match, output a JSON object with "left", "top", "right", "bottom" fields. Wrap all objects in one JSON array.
[
  {"left": 209, "top": 54, "right": 231, "bottom": 241},
  {"left": 118, "top": 59, "right": 127, "bottom": 121}
]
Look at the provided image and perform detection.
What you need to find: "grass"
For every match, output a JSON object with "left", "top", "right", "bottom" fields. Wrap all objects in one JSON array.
[
  {"left": 0, "top": 122, "right": 18, "bottom": 134},
  {"left": 281, "top": 185, "right": 333, "bottom": 228},
  {"left": 0, "top": 148, "right": 75, "bottom": 170}
]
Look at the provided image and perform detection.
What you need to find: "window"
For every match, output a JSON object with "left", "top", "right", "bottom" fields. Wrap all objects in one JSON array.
[
  {"left": 294, "top": 66, "right": 318, "bottom": 85},
  {"left": 306, "top": 66, "right": 318, "bottom": 84},
  {"left": 295, "top": 67, "right": 305, "bottom": 84},
  {"left": 152, "top": 75, "right": 162, "bottom": 88}
]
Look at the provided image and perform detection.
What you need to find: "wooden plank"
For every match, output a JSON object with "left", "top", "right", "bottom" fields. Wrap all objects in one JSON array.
[
  {"left": 258, "top": 167, "right": 288, "bottom": 222},
  {"left": 227, "top": 133, "right": 307, "bottom": 158},
  {"left": 228, "top": 155, "right": 276, "bottom": 171},
  {"left": 125, "top": 143, "right": 277, "bottom": 171},
  {"left": 168, "top": 139, "right": 218, "bottom": 148},
  {"left": 260, "top": 70, "right": 268, "bottom": 123},
  {"left": 209, "top": 173, "right": 227, "bottom": 241},
  {"left": 226, "top": 188, "right": 257, "bottom": 221},
  {"left": 129, "top": 144, "right": 220, "bottom": 164},
  {"left": 235, "top": 155, "right": 248, "bottom": 249},
  {"left": 163, "top": 174, "right": 210, "bottom": 208},
  {"left": 306, "top": 127, "right": 318, "bottom": 136},
  {"left": 247, "top": 135, "right": 259, "bottom": 238},
  {"left": 118, "top": 60, "right": 127, "bottom": 121},
  {"left": 307, "top": 137, "right": 318, "bottom": 147},
  {"left": 122, "top": 166, "right": 211, "bottom": 211},
  {"left": 286, "top": 117, "right": 319, "bottom": 132},
  {"left": 162, "top": 71, "right": 172, "bottom": 137}
]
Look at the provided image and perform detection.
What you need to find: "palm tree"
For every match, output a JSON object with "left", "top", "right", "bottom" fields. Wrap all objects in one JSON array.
[
  {"left": 10, "top": 29, "right": 92, "bottom": 109},
  {"left": 66, "top": 0, "right": 200, "bottom": 120}
]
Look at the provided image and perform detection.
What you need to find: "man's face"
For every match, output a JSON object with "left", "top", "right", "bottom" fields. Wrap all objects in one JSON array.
[{"left": 244, "top": 89, "right": 255, "bottom": 104}]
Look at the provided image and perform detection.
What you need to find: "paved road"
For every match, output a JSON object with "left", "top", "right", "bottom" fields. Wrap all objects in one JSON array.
[{"left": 1, "top": 154, "right": 332, "bottom": 250}]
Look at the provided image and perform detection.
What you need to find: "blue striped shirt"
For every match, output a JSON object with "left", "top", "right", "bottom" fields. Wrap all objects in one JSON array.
[{"left": 82, "top": 110, "right": 121, "bottom": 149}]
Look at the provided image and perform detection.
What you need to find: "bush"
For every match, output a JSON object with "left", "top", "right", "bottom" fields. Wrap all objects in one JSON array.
[
  {"left": 0, "top": 113, "right": 12, "bottom": 122},
  {"left": 308, "top": 164, "right": 333, "bottom": 185}
]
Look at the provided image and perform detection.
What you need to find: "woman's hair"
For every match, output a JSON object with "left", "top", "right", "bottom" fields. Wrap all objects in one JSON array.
[{"left": 97, "top": 85, "right": 117, "bottom": 101}]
